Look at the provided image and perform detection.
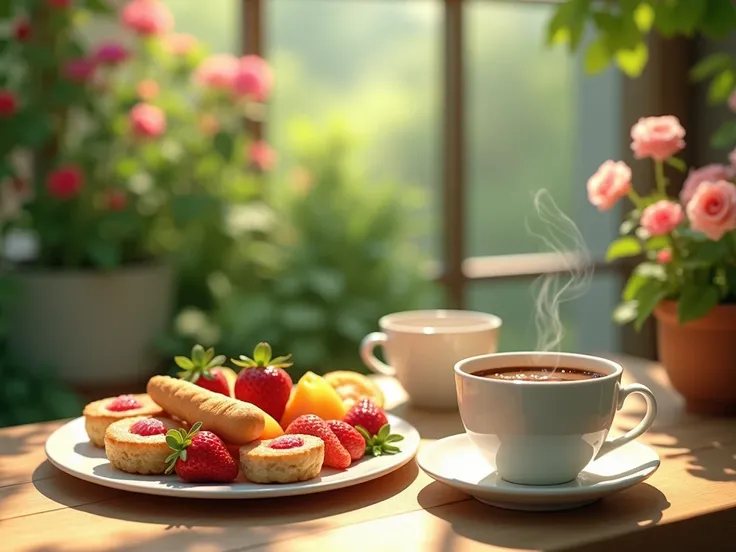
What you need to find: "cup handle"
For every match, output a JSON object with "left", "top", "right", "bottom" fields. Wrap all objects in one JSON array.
[
  {"left": 596, "top": 383, "right": 658, "bottom": 459},
  {"left": 359, "top": 332, "right": 396, "bottom": 377}
]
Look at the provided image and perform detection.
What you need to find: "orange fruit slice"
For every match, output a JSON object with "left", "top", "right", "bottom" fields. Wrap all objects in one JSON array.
[{"left": 323, "top": 371, "right": 385, "bottom": 409}]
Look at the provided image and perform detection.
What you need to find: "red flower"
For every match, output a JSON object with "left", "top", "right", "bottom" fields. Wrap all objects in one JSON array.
[
  {"left": 0, "top": 90, "right": 18, "bottom": 118},
  {"left": 47, "top": 166, "right": 84, "bottom": 199},
  {"left": 248, "top": 140, "right": 276, "bottom": 171},
  {"left": 121, "top": 0, "right": 173, "bottom": 36},
  {"left": 64, "top": 58, "right": 96, "bottom": 82},
  {"left": 105, "top": 190, "right": 127, "bottom": 211},
  {"left": 232, "top": 55, "right": 272, "bottom": 102},
  {"left": 48, "top": 0, "right": 73, "bottom": 7},
  {"left": 94, "top": 41, "right": 130, "bottom": 65},
  {"left": 13, "top": 18, "right": 32, "bottom": 41},
  {"left": 129, "top": 103, "right": 166, "bottom": 138}
]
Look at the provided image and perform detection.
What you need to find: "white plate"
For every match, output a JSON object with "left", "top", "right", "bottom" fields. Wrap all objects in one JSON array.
[
  {"left": 418, "top": 433, "right": 660, "bottom": 511},
  {"left": 45, "top": 414, "right": 420, "bottom": 499}
]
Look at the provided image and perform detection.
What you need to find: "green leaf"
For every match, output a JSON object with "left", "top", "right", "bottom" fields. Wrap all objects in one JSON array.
[
  {"left": 87, "top": 240, "right": 121, "bottom": 269},
  {"left": 355, "top": 425, "right": 372, "bottom": 441},
  {"left": 174, "top": 356, "right": 195, "bottom": 369},
  {"left": 203, "top": 347, "right": 215, "bottom": 364},
  {"left": 678, "top": 285, "right": 720, "bottom": 324},
  {"left": 213, "top": 131, "right": 235, "bottom": 161},
  {"left": 190, "top": 421, "right": 203, "bottom": 433},
  {"left": 687, "top": 239, "right": 730, "bottom": 266},
  {"left": 180, "top": 449, "right": 187, "bottom": 462},
  {"left": 634, "top": 3, "right": 655, "bottom": 32},
  {"left": 165, "top": 435, "right": 179, "bottom": 449},
  {"left": 377, "top": 424, "right": 390, "bottom": 441},
  {"left": 634, "top": 280, "right": 668, "bottom": 331},
  {"left": 385, "top": 434, "right": 404, "bottom": 443},
  {"left": 545, "top": 0, "right": 591, "bottom": 50},
  {"left": 584, "top": 37, "right": 612, "bottom": 74},
  {"left": 711, "top": 121, "right": 736, "bottom": 149},
  {"left": 623, "top": 272, "right": 648, "bottom": 302},
  {"left": 708, "top": 69, "right": 736, "bottom": 105},
  {"left": 615, "top": 42, "right": 649, "bottom": 78},
  {"left": 83, "top": 0, "right": 115, "bottom": 13},
  {"left": 690, "top": 52, "right": 733, "bottom": 83},
  {"left": 665, "top": 157, "right": 687, "bottom": 172},
  {"left": 606, "top": 236, "right": 642, "bottom": 261},
  {"left": 178, "top": 428, "right": 188, "bottom": 440},
  {"left": 191, "top": 344, "right": 206, "bottom": 365},
  {"left": 645, "top": 235, "right": 670, "bottom": 251},
  {"left": 208, "top": 354, "right": 226, "bottom": 368},
  {"left": 724, "top": 265, "right": 736, "bottom": 293},
  {"left": 172, "top": 194, "right": 221, "bottom": 226},
  {"left": 699, "top": 0, "right": 736, "bottom": 39},
  {"left": 654, "top": 0, "right": 705, "bottom": 37},
  {"left": 613, "top": 301, "right": 638, "bottom": 325},
  {"left": 253, "top": 342, "right": 272, "bottom": 365}
]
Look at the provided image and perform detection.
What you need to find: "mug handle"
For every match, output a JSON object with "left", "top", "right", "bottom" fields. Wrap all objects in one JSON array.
[
  {"left": 359, "top": 332, "right": 396, "bottom": 377},
  {"left": 596, "top": 383, "right": 658, "bottom": 459}
]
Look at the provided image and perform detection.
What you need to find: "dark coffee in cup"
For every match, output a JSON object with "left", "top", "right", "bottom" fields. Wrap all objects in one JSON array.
[{"left": 472, "top": 366, "right": 603, "bottom": 382}]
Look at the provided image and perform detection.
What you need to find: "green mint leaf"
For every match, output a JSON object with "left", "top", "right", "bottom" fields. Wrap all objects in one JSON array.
[
  {"left": 165, "top": 435, "right": 180, "bottom": 449},
  {"left": 174, "top": 356, "right": 195, "bottom": 369},
  {"left": 677, "top": 285, "right": 721, "bottom": 324},
  {"left": 190, "top": 421, "right": 203, "bottom": 434},
  {"left": 180, "top": 449, "right": 188, "bottom": 462},
  {"left": 377, "top": 424, "right": 391, "bottom": 441}
]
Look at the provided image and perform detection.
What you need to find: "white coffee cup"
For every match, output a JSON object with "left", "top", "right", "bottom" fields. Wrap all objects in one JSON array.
[
  {"left": 454, "top": 351, "right": 657, "bottom": 485},
  {"left": 360, "top": 310, "right": 502, "bottom": 409}
]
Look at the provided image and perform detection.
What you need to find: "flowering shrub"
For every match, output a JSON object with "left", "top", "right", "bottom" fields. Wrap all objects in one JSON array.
[
  {"left": 588, "top": 116, "right": 736, "bottom": 329},
  {"left": 0, "top": 0, "right": 273, "bottom": 269}
]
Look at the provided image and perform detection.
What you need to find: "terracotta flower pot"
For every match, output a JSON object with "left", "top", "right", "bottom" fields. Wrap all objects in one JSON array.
[
  {"left": 654, "top": 300, "right": 736, "bottom": 416},
  {"left": 6, "top": 262, "right": 174, "bottom": 389}
]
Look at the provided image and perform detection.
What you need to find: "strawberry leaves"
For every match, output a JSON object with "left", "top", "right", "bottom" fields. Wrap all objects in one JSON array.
[
  {"left": 175, "top": 344, "right": 226, "bottom": 383},
  {"left": 164, "top": 421, "right": 203, "bottom": 474},
  {"left": 356, "top": 423, "right": 404, "bottom": 456},
  {"left": 232, "top": 341, "right": 293, "bottom": 370}
]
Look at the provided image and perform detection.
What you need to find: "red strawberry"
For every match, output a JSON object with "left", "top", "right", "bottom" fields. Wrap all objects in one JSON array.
[
  {"left": 165, "top": 421, "right": 239, "bottom": 483},
  {"left": 326, "top": 420, "right": 365, "bottom": 462},
  {"left": 129, "top": 418, "right": 166, "bottom": 436},
  {"left": 232, "top": 342, "right": 292, "bottom": 421},
  {"left": 285, "top": 414, "right": 351, "bottom": 469},
  {"left": 343, "top": 398, "right": 388, "bottom": 437},
  {"left": 225, "top": 443, "right": 241, "bottom": 462},
  {"left": 106, "top": 394, "right": 142, "bottom": 412},
  {"left": 175, "top": 344, "right": 230, "bottom": 397}
]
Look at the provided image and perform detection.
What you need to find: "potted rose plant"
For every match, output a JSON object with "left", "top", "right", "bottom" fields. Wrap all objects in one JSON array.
[
  {"left": 0, "top": 0, "right": 274, "bottom": 388},
  {"left": 588, "top": 115, "right": 736, "bottom": 415}
]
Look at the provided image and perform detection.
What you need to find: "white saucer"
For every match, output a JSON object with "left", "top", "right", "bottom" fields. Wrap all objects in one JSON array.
[{"left": 418, "top": 433, "right": 660, "bottom": 511}]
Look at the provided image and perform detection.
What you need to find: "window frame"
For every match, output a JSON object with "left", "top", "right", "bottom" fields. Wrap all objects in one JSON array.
[{"left": 240, "top": 0, "right": 695, "bottom": 357}]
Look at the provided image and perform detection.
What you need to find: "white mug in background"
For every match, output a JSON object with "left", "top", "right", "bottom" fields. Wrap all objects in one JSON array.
[
  {"left": 360, "top": 310, "right": 502, "bottom": 409},
  {"left": 454, "top": 352, "right": 658, "bottom": 485}
]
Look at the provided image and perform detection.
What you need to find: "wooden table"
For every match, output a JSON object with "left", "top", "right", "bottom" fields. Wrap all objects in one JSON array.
[{"left": 1, "top": 355, "right": 734, "bottom": 551}]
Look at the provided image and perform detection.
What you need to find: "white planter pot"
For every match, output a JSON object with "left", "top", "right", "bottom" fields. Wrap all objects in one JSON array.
[{"left": 6, "top": 263, "right": 174, "bottom": 387}]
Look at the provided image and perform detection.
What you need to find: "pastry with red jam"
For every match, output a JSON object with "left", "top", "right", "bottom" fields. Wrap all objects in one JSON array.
[
  {"left": 239, "top": 434, "right": 324, "bottom": 483},
  {"left": 83, "top": 394, "right": 164, "bottom": 447},
  {"left": 104, "top": 416, "right": 182, "bottom": 475}
]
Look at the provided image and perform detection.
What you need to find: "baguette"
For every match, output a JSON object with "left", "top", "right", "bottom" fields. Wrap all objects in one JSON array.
[{"left": 147, "top": 375, "right": 265, "bottom": 445}]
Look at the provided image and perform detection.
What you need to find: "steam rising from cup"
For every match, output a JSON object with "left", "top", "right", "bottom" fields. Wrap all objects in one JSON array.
[{"left": 526, "top": 190, "right": 593, "bottom": 358}]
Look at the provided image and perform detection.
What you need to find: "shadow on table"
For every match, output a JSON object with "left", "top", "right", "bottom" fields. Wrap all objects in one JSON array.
[
  {"left": 615, "top": 359, "right": 736, "bottom": 484},
  {"left": 417, "top": 480, "right": 670, "bottom": 551},
  {"left": 29, "top": 459, "right": 419, "bottom": 551}
]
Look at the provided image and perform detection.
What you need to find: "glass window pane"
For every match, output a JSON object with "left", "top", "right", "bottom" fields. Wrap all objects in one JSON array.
[
  {"left": 164, "top": 0, "right": 239, "bottom": 53},
  {"left": 466, "top": 2, "right": 622, "bottom": 261},
  {"left": 469, "top": 274, "right": 621, "bottom": 354},
  {"left": 267, "top": 0, "right": 442, "bottom": 259}
]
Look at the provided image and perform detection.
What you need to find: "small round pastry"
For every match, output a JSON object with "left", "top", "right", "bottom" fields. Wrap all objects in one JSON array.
[
  {"left": 239, "top": 434, "right": 324, "bottom": 484},
  {"left": 83, "top": 394, "right": 164, "bottom": 448},
  {"left": 104, "top": 416, "right": 182, "bottom": 475}
]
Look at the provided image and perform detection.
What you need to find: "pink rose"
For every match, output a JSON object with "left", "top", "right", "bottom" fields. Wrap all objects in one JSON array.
[
  {"left": 121, "top": 0, "right": 173, "bottom": 36},
  {"left": 656, "top": 249, "right": 672, "bottom": 264},
  {"left": 248, "top": 140, "right": 276, "bottom": 171},
  {"left": 640, "top": 200, "right": 684, "bottom": 236},
  {"left": 686, "top": 180, "right": 736, "bottom": 241},
  {"left": 194, "top": 54, "right": 239, "bottom": 90},
  {"left": 586, "top": 160, "right": 632, "bottom": 211},
  {"left": 630, "top": 116, "right": 686, "bottom": 161},
  {"left": 64, "top": 58, "right": 96, "bottom": 82},
  {"left": 729, "top": 91, "right": 736, "bottom": 113},
  {"left": 680, "top": 164, "right": 734, "bottom": 206},
  {"left": 232, "top": 55, "right": 272, "bottom": 101},
  {"left": 94, "top": 41, "right": 130, "bottom": 65},
  {"left": 165, "top": 33, "right": 199, "bottom": 56},
  {"left": 129, "top": 103, "right": 166, "bottom": 138}
]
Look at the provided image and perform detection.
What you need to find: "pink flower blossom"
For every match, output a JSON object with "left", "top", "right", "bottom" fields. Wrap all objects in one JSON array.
[
  {"left": 165, "top": 33, "right": 199, "bottom": 56},
  {"left": 656, "top": 249, "right": 672, "bottom": 264},
  {"left": 248, "top": 140, "right": 276, "bottom": 171},
  {"left": 121, "top": 0, "right": 173, "bottom": 36},
  {"left": 47, "top": 165, "right": 84, "bottom": 199},
  {"left": 0, "top": 90, "right": 18, "bottom": 118},
  {"left": 686, "top": 180, "right": 736, "bottom": 241},
  {"left": 640, "top": 200, "right": 684, "bottom": 236},
  {"left": 129, "top": 103, "right": 166, "bottom": 138},
  {"left": 586, "top": 160, "right": 632, "bottom": 211},
  {"left": 232, "top": 55, "right": 272, "bottom": 101},
  {"left": 94, "top": 41, "right": 130, "bottom": 65},
  {"left": 136, "top": 80, "right": 159, "bottom": 100},
  {"left": 630, "top": 116, "right": 686, "bottom": 161},
  {"left": 194, "top": 54, "right": 239, "bottom": 90},
  {"left": 680, "top": 164, "right": 734, "bottom": 207},
  {"left": 64, "top": 58, "right": 96, "bottom": 82}
]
